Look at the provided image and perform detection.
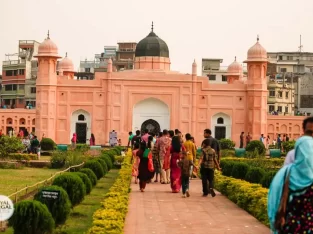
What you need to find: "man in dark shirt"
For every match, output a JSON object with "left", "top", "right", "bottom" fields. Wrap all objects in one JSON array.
[{"left": 202, "top": 129, "right": 221, "bottom": 162}]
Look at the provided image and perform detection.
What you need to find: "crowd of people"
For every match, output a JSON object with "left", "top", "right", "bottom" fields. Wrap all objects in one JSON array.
[{"left": 129, "top": 128, "right": 221, "bottom": 198}]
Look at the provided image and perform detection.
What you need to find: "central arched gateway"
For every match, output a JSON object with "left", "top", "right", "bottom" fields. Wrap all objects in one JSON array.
[
  {"left": 133, "top": 98, "right": 170, "bottom": 133},
  {"left": 141, "top": 119, "right": 161, "bottom": 135}
]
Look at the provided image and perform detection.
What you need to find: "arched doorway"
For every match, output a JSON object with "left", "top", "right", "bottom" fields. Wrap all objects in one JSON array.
[
  {"left": 141, "top": 119, "right": 161, "bottom": 135},
  {"left": 71, "top": 110, "right": 91, "bottom": 144},
  {"left": 133, "top": 98, "right": 170, "bottom": 132},
  {"left": 211, "top": 113, "right": 232, "bottom": 140}
]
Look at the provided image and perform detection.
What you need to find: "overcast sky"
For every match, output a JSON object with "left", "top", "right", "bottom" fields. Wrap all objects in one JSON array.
[{"left": 1, "top": 0, "right": 313, "bottom": 74}]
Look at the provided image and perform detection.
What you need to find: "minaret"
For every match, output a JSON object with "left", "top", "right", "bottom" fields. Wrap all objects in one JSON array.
[
  {"left": 34, "top": 31, "right": 61, "bottom": 140},
  {"left": 244, "top": 36, "right": 268, "bottom": 140},
  {"left": 105, "top": 58, "right": 113, "bottom": 143},
  {"left": 191, "top": 60, "right": 197, "bottom": 137}
]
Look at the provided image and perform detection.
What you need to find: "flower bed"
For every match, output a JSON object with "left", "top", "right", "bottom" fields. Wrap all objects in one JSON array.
[
  {"left": 8, "top": 153, "right": 38, "bottom": 161},
  {"left": 215, "top": 171, "right": 269, "bottom": 226},
  {"left": 88, "top": 150, "right": 132, "bottom": 234}
]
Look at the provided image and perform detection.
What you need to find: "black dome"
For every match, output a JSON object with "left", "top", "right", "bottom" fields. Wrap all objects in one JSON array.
[{"left": 135, "top": 30, "right": 169, "bottom": 58}]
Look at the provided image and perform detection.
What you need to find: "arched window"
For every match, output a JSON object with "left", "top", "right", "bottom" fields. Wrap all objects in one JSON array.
[
  {"left": 6, "top": 118, "right": 13, "bottom": 125},
  {"left": 217, "top": 117, "right": 224, "bottom": 124},
  {"left": 78, "top": 114, "right": 85, "bottom": 121}
]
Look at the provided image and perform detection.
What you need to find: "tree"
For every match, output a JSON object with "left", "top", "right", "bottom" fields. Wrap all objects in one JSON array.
[{"left": 0, "top": 136, "right": 24, "bottom": 159}]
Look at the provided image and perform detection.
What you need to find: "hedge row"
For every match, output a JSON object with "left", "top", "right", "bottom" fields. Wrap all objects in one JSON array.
[
  {"left": 88, "top": 150, "right": 132, "bottom": 234},
  {"left": 220, "top": 159, "right": 278, "bottom": 188},
  {"left": 8, "top": 153, "right": 38, "bottom": 161},
  {"left": 8, "top": 147, "right": 122, "bottom": 234},
  {"left": 214, "top": 172, "right": 269, "bottom": 226},
  {"left": 221, "top": 157, "right": 284, "bottom": 169}
]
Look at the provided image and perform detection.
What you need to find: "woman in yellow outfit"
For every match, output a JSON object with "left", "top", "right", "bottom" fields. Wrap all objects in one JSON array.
[{"left": 183, "top": 133, "right": 197, "bottom": 179}]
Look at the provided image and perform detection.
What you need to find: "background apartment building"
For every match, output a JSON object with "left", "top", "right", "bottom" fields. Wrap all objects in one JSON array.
[
  {"left": 267, "top": 51, "right": 313, "bottom": 116},
  {"left": 1, "top": 40, "right": 39, "bottom": 108},
  {"left": 201, "top": 58, "right": 247, "bottom": 83}
]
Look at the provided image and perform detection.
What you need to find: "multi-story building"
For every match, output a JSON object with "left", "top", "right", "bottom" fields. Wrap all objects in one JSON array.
[
  {"left": 115, "top": 42, "right": 137, "bottom": 71},
  {"left": 1, "top": 40, "right": 40, "bottom": 108},
  {"left": 267, "top": 51, "right": 313, "bottom": 116},
  {"left": 202, "top": 58, "right": 247, "bottom": 83},
  {"left": 79, "top": 46, "right": 117, "bottom": 74}
]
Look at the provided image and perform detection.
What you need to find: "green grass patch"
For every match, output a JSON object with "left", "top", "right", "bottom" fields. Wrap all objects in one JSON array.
[
  {"left": 55, "top": 169, "right": 119, "bottom": 234},
  {"left": 0, "top": 168, "right": 62, "bottom": 196}
]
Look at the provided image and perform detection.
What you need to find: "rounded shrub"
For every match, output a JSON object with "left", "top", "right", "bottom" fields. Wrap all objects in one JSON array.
[
  {"left": 101, "top": 155, "right": 113, "bottom": 171},
  {"left": 79, "top": 168, "right": 97, "bottom": 187},
  {"left": 231, "top": 162, "right": 249, "bottom": 179},
  {"left": 96, "top": 158, "right": 108, "bottom": 175},
  {"left": 52, "top": 173, "right": 86, "bottom": 206},
  {"left": 246, "top": 140, "right": 266, "bottom": 156},
  {"left": 9, "top": 200, "right": 55, "bottom": 234},
  {"left": 245, "top": 167, "right": 266, "bottom": 184},
  {"left": 74, "top": 172, "right": 92, "bottom": 194},
  {"left": 102, "top": 151, "right": 115, "bottom": 163},
  {"left": 219, "top": 139, "right": 235, "bottom": 150},
  {"left": 261, "top": 171, "right": 277, "bottom": 188},
  {"left": 84, "top": 160, "right": 104, "bottom": 179},
  {"left": 221, "top": 161, "right": 235, "bottom": 176},
  {"left": 34, "top": 185, "right": 71, "bottom": 225},
  {"left": 40, "top": 137, "right": 56, "bottom": 151}
]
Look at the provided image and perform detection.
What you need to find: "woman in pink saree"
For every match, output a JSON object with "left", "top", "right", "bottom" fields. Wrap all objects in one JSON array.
[
  {"left": 132, "top": 143, "right": 140, "bottom": 184},
  {"left": 170, "top": 136, "right": 185, "bottom": 193}
]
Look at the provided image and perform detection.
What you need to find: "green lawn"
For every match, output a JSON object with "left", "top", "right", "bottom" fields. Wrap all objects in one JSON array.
[
  {"left": 55, "top": 169, "right": 119, "bottom": 234},
  {"left": 0, "top": 168, "right": 62, "bottom": 196}
]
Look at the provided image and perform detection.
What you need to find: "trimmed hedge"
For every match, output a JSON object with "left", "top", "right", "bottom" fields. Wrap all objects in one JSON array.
[
  {"left": 79, "top": 168, "right": 98, "bottom": 187},
  {"left": 88, "top": 150, "right": 132, "bottom": 233},
  {"left": 9, "top": 200, "right": 55, "bottom": 234},
  {"left": 84, "top": 160, "right": 104, "bottom": 179},
  {"left": 40, "top": 137, "right": 56, "bottom": 151},
  {"left": 219, "top": 138, "right": 235, "bottom": 150},
  {"left": 215, "top": 172, "right": 269, "bottom": 226},
  {"left": 246, "top": 140, "right": 266, "bottom": 156},
  {"left": 221, "top": 157, "right": 284, "bottom": 169},
  {"left": 221, "top": 158, "right": 279, "bottom": 188},
  {"left": 52, "top": 173, "right": 86, "bottom": 206},
  {"left": 34, "top": 185, "right": 71, "bottom": 225},
  {"left": 75, "top": 172, "right": 92, "bottom": 194},
  {"left": 100, "top": 155, "right": 113, "bottom": 171},
  {"left": 96, "top": 158, "right": 108, "bottom": 175},
  {"left": 8, "top": 153, "right": 38, "bottom": 161}
]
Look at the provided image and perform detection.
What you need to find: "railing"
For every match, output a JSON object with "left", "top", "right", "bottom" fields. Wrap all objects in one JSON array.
[
  {"left": 2, "top": 60, "right": 26, "bottom": 66},
  {"left": 19, "top": 40, "right": 36, "bottom": 44},
  {"left": 118, "top": 48, "right": 135, "bottom": 52},
  {"left": 7, "top": 162, "right": 85, "bottom": 203}
]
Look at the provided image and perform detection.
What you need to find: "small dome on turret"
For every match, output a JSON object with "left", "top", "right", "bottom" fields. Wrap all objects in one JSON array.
[
  {"left": 135, "top": 22, "right": 169, "bottom": 58},
  {"left": 247, "top": 36, "right": 267, "bottom": 62},
  {"left": 36, "top": 31, "right": 60, "bottom": 58},
  {"left": 58, "top": 53, "right": 74, "bottom": 72},
  {"left": 227, "top": 57, "right": 242, "bottom": 74}
]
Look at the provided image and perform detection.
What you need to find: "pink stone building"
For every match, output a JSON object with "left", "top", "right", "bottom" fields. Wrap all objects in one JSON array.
[{"left": 0, "top": 27, "right": 305, "bottom": 146}]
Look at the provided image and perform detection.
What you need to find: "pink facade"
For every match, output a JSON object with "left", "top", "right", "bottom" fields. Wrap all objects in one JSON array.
[{"left": 0, "top": 29, "right": 306, "bottom": 146}]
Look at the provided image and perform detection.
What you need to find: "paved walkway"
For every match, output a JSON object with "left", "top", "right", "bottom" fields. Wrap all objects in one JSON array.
[{"left": 124, "top": 179, "right": 270, "bottom": 234}]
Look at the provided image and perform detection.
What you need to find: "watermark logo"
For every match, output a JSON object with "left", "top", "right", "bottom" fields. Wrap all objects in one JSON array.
[{"left": 0, "top": 195, "right": 14, "bottom": 221}]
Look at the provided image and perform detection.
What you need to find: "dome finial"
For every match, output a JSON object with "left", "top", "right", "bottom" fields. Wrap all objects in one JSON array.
[
  {"left": 257, "top": 34, "right": 259, "bottom": 42},
  {"left": 235, "top": 56, "right": 237, "bottom": 61},
  {"left": 47, "top": 30, "right": 50, "bottom": 39},
  {"left": 65, "top": 52, "right": 67, "bottom": 57},
  {"left": 151, "top": 21, "right": 154, "bottom": 32}
]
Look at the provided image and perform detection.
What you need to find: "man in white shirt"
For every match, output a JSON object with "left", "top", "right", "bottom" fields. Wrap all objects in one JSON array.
[{"left": 284, "top": 117, "right": 313, "bottom": 166}]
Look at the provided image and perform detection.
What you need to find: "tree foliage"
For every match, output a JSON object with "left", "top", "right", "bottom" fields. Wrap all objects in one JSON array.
[{"left": 0, "top": 136, "right": 24, "bottom": 159}]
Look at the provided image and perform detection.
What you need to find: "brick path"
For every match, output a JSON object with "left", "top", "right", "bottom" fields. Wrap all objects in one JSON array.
[{"left": 124, "top": 179, "right": 270, "bottom": 234}]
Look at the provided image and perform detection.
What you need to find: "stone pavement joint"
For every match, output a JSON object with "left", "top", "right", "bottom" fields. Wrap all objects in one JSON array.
[{"left": 124, "top": 179, "right": 270, "bottom": 234}]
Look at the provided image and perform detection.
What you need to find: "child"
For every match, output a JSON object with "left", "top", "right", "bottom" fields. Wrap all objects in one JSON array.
[
  {"left": 132, "top": 143, "right": 140, "bottom": 184},
  {"left": 178, "top": 151, "right": 194, "bottom": 198},
  {"left": 198, "top": 138, "right": 221, "bottom": 197}
]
